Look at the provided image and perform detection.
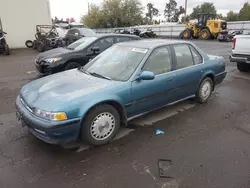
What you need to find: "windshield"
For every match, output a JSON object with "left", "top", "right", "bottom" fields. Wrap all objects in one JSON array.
[
  {"left": 67, "top": 37, "right": 97, "bottom": 51},
  {"left": 79, "top": 28, "right": 96, "bottom": 36},
  {"left": 83, "top": 45, "right": 148, "bottom": 81}
]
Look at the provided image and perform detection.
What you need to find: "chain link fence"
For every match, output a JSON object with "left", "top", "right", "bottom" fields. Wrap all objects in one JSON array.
[{"left": 93, "top": 21, "right": 250, "bottom": 38}]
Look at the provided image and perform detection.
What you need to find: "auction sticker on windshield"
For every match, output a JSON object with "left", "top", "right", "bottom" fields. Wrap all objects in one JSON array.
[{"left": 131, "top": 48, "right": 148, "bottom": 53}]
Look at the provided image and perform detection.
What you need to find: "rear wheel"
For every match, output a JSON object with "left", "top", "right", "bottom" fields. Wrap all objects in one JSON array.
[
  {"left": 64, "top": 62, "right": 81, "bottom": 70},
  {"left": 37, "top": 41, "right": 45, "bottom": 52},
  {"left": 195, "top": 77, "right": 213, "bottom": 103},
  {"left": 4, "top": 44, "right": 10, "bottom": 55},
  {"left": 237, "top": 62, "right": 249, "bottom": 72},
  {"left": 81, "top": 104, "right": 120, "bottom": 146},
  {"left": 200, "top": 29, "right": 211, "bottom": 40},
  {"left": 182, "top": 29, "right": 191, "bottom": 39}
]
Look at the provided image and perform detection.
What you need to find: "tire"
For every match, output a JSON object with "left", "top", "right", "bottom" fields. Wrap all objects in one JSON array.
[
  {"left": 182, "top": 29, "right": 191, "bottom": 39},
  {"left": 195, "top": 77, "right": 213, "bottom": 103},
  {"left": 64, "top": 62, "right": 81, "bottom": 70},
  {"left": 4, "top": 44, "right": 10, "bottom": 55},
  {"left": 37, "top": 41, "right": 45, "bottom": 52},
  {"left": 200, "top": 29, "right": 211, "bottom": 40},
  {"left": 237, "top": 62, "right": 249, "bottom": 72},
  {"left": 25, "top": 40, "right": 33, "bottom": 48},
  {"left": 179, "top": 31, "right": 184, "bottom": 39},
  {"left": 33, "top": 40, "right": 37, "bottom": 49},
  {"left": 81, "top": 104, "right": 120, "bottom": 146}
]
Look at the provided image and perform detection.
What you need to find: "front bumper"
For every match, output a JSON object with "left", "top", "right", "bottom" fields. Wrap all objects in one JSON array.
[
  {"left": 35, "top": 61, "right": 65, "bottom": 75},
  {"left": 15, "top": 95, "right": 81, "bottom": 145},
  {"left": 229, "top": 54, "right": 250, "bottom": 63}
]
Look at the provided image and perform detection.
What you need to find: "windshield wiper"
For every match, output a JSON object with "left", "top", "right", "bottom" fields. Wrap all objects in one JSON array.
[
  {"left": 89, "top": 72, "right": 112, "bottom": 80},
  {"left": 78, "top": 67, "right": 90, "bottom": 75},
  {"left": 66, "top": 47, "right": 74, "bottom": 50}
]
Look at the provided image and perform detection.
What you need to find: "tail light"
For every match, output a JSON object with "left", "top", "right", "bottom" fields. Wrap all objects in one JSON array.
[{"left": 232, "top": 37, "right": 236, "bottom": 50}]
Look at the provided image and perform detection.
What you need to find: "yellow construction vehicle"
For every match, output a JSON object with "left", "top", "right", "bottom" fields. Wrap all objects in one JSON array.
[{"left": 181, "top": 13, "right": 227, "bottom": 40}]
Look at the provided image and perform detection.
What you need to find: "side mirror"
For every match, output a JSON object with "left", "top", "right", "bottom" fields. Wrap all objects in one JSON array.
[
  {"left": 91, "top": 47, "right": 100, "bottom": 53},
  {"left": 137, "top": 71, "right": 155, "bottom": 81}
]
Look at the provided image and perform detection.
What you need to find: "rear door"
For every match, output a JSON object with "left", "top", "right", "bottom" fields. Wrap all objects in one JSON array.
[{"left": 172, "top": 44, "right": 203, "bottom": 100}]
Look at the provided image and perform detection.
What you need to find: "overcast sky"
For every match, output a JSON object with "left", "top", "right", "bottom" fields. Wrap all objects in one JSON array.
[{"left": 49, "top": 0, "right": 248, "bottom": 21}]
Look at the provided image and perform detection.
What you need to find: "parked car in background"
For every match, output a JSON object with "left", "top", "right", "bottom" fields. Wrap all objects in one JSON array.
[
  {"left": 114, "top": 28, "right": 131, "bottom": 34},
  {"left": 64, "top": 28, "right": 96, "bottom": 45},
  {"left": 35, "top": 34, "right": 140, "bottom": 75},
  {"left": 139, "top": 28, "right": 157, "bottom": 38},
  {"left": 229, "top": 35, "right": 250, "bottom": 72},
  {"left": 17, "top": 40, "right": 227, "bottom": 146}
]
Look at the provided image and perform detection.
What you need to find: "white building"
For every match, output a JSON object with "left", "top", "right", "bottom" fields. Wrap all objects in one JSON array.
[{"left": 0, "top": 0, "right": 52, "bottom": 48}]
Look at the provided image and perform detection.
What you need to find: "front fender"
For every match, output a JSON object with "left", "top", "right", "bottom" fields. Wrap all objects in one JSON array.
[{"left": 78, "top": 94, "right": 126, "bottom": 120}]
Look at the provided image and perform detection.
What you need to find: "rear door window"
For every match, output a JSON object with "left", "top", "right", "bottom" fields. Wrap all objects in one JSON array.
[
  {"left": 115, "top": 36, "right": 134, "bottom": 43},
  {"left": 93, "top": 37, "right": 114, "bottom": 51},
  {"left": 189, "top": 45, "right": 202, "bottom": 64},
  {"left": 173, "top": 44, "right": 194, "bottom": 69}
]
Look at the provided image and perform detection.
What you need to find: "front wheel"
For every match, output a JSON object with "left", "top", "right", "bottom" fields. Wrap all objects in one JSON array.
[
  {"left": 195, "top": 77, "right": 213, "bottom": 103},
  {"left": 81, "top": 104, "right": 120, "bottom": 146},
  {"left": 182, "top": 29, "right": 191, "bottom": 39},
  {"left": 4, "top": 44, "right": 10, "bottom": 55}
]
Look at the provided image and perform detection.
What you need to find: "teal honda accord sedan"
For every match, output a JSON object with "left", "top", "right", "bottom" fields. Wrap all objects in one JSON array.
[{"left": 15, "top": 39, "right": 227, "bottom": 146}]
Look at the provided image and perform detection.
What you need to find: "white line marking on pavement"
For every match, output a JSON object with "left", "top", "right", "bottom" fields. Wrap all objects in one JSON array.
[{"left": 26, "top": 70, "right": 36, "bottom": 74}]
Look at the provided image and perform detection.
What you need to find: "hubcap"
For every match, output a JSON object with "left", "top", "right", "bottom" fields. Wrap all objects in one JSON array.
[
  {"left": 90, "top": 112, "right": 115, "bottom": 141},
  {"left": 184, "top": 31, "right": 188, "bottom": 37},
  {"left": 202, "top": 32, "right": 207, "bottom": 38},
  {"left": 200, "top": 81, "right": 212, "bottom": 100}
]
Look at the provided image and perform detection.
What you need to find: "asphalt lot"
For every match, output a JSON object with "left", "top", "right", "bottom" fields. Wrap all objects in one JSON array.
[{"left": 1, "top": 40, "right": 250, "bottom": 188}]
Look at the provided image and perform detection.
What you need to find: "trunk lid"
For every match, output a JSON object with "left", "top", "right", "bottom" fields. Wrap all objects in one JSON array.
[{"left": 233, "top": 35, "right": 250, "bottom": 55}]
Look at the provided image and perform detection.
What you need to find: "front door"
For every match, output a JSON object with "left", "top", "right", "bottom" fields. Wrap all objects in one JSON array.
[
  {"left": 130, "top": 46, "right": 177, "bottom": 116},
  {"left": 172, "top": 44, "right": 203, "bottom": 99}
]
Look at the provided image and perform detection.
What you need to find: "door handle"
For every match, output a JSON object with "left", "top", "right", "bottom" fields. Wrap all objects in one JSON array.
[{"left": 166, "top": 77, "right": 174, "bottom": 81}]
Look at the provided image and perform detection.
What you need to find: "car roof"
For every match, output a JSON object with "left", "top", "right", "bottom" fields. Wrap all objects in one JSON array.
[
  {"left": 116, "top": 39, "right": 195, "bottom": 49},
  {"left": 95, "top": 33, "right": 140, "bottom": 38}
]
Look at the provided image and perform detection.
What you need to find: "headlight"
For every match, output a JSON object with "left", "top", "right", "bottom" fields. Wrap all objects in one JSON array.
[
  {"left": 44, "top": 57, "right": 62, "bottom": 63},
  {"left": 33, "top": 108, "right": 67, "bottom": 121}
]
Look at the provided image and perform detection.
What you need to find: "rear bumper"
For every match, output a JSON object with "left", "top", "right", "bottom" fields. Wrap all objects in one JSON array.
[
  {"left": 15, "top": 95, "right": 81, "bottom": 145},
  {"left": 215, "top": 71, "right": 227, "bottom": 86},
  {"left": 229, "top": 54, "right": 250, "bottom": 63}
]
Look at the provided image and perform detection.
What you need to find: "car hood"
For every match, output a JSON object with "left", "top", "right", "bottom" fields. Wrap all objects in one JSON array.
[
  {"left": 20, "top": 69, "right": 117, "bottom": 111},
  {"left": 35, "top": 47, "right": 71, "bottom": 61}
]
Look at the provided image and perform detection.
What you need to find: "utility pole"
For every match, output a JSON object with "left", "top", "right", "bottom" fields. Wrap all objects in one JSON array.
[
  {"left": 88, "top": 1, "right": 90, "bottom": 15},
  {"left": 184, "top": 0, "right": 187, "bottom": 22}
]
